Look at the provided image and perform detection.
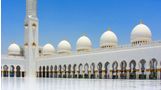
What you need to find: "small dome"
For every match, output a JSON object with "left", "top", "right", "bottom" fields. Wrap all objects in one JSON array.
[
  {"left": 131, "top": 23, "right": 152, "bottom": 45},
  {"left": 76, "top": 35, "right": 92, "bottom": 52},
  {"left": 100, "top": 30, "right": 118, "bottom": 48},
  {"left": 43, "top": 43, "right": 55, "bottom": 55},
  {"left": 8, "top": 43, "right": 21, "bottom": 55},
  {"left": 57, "top": 40, "right": 71, "bottom": 54}
]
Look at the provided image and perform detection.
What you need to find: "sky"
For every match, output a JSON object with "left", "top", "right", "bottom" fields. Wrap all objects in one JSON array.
[{"left": 2, "top": 0, "right": 161, "bottom": 54}]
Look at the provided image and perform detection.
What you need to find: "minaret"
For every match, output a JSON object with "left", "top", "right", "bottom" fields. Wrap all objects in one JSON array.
[{"left": 24, "top": 0, "right": 39, "bottom": 77}]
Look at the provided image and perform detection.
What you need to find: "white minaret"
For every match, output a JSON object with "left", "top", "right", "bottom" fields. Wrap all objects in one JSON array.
[{"left": 24, "top": 0, "right": 39, "bottom": 77}]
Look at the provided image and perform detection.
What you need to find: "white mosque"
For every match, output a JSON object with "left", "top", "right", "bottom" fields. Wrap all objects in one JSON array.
[{"left": 1, "top": 0, "right": 161, "bottom": 79}]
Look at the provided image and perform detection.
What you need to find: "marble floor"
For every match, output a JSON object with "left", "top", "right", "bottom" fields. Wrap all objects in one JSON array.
[{"left": 1, "top": 78, "right": 161, "bottom": 90}]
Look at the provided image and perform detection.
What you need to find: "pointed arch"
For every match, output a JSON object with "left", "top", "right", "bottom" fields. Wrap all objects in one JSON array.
[
  {"left": 10, "top": 65, "right": 15, "bottom": 77},
  {"left": 50, "top": 65, "right": 53, "bottom": 78},
  {"left": 16, "top": 65, "right": 21, "bottom": 77},
  {"left": 84, "top": 63, "right": 89, "bottom": 78},
  {"left": 58, "top": 65, "right": 62, "bottom": 78},
  {"left": 97, "top": 62, "right": 103, "bottom": 79},
  {"left": 120, "top": 60, "right": 127, "bottom": 79},
  {"left": 54, "top": 65, "right": 57, "bottom": 78},
  {"left": 139, "top": 59, "right": 146, "bottom": 79},
  {"left": 129, "top": 60, "right": 136, "bottom": 79},
  {"left": 90, "top": 63, "right": 95, "bottom": 79},
  {"left": 39, "top": 66, "right": 42, "bottom": 77},
  {"left": 3, "top": 65, "right": 8, "bottom": 77},
  {"left": 46, "top": 66, "right": 49, "bottom": 78},
  {"left": 112, "top": 61, "right": 118, "bottom": 79},
  {"left": 104, "top": 61, "right": 110, "bottom": 79},
  {"left": 68, "top": 64, "right": 72, "bottom": 78},
  {"left": 149, "top": 58, "right": 158, "bottom": 79},
  {"left": 42, "top": 66, "right": 45, "bottom": 78},
  {"left": 73, "top": 64, "right": 77, "bottom": 78},
  {"left": 63, "top": 64, "right": 67, "bottom": 78},
  {"left": 78, "top": 63, "right": 83, "bottom": 78}
]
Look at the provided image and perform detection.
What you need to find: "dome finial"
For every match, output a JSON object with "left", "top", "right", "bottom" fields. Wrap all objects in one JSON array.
[
  {"left": 63, "top": 37, "right": 68, "bottom": 41},
  {"left": 82, "top": 33, "right": 87, "bottom": 36},
  {"left": 140, "top": 19, "right": 143, "bottom": 24},
  {"left": 107, "top": 27, "right": 111, "bottom": 31}
]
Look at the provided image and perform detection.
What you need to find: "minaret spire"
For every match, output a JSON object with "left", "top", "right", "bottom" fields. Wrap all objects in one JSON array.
[{"left": 26, "top": 0, "right": 37, "bottom": 17}]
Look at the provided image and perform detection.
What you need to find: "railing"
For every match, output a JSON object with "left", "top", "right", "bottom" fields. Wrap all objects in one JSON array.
[{"left": 1, "top": 55, "right": 25, "bottom": 59}]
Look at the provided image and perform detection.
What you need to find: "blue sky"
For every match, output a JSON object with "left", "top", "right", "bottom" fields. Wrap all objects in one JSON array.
[{"left": 2, "top": 0, "right": 161, "bottom": 54}]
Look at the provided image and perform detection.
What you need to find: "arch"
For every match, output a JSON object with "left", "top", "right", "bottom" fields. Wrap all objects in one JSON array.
[
  {"left": 46, "top": 66, "right": 49, "bottom": 78},
  {"left": 104, "top": 61, "right": 110, "bottom": 79},
  {"left": 50, "top": 65, "right": 53, "bottom": 78},
  {"left": 84, "top": 63, "right": 89, "bottom": 78},
  {"left": 112, "top": 61, "right": 118, "bottom": 79},
  {"left": 58, "top": 65, "right": 62, "bottom": 78},
  {"left": 149, "top": 58, "right": 158, "bottom": 79},
  {"left": 10, "top": 65, "right": 15, "bottom": 77},
  {"left": 73, "top": 64, "right": 77, "bottom": 78},
  {"left": 90, "top": 63, "right": 95, "bottom": 79},
  {"left": 97, "top": 62, "right": 103, "bottom": 79},
  {"left": 68, "top": 64, "right": 72, "bottom": 78},
  {"left": 139, "top": 59, "right": 146, "bottom": 79},
  {"left": 78, "top": 63, "right": 83, "bottom": 78},
  {"left": 16, "top": 65, "right": 21, "bottom": 77},
  {"left": 54, "top": 65, "right": 57, "bottom": 78},
  {"left": 42, "top": 66, "right": 45, "bottom": 78},
  {"left": 3, "top": 65, "right": 8, "bottom": 77},
  {"left": 129, "top": 60, "right": 136, "bottom": 79},
  {"left": 63, "top": 65, "right": 67, "bottom": 78},
  {"left": 120, "top": 60, "right": 127, "bottom": 79},
  {"left": 39, "top": 66, "right": 42, "bottom": 77}
]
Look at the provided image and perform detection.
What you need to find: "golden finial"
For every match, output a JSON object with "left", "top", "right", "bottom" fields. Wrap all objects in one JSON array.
[
  {"left": 140, "top": 19, "right": 143, "bottom": 24},
  {"left": 63, "top": 37, "right": 68, "bottom": 41},
  {"left": 82, "top": 33, "right": 87, "bottom": 36},
  {"left": 107, "top": 27, "right": 111, "bottom": 31}
]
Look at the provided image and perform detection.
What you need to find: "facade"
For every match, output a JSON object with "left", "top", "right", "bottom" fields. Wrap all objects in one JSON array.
[{"left": 1, "top": 0, "right": 161, "bottom": 79}]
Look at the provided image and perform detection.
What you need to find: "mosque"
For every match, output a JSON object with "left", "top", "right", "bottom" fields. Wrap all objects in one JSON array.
[{"left": 1, "top": 0, "right": 161, "bottom": 79}]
